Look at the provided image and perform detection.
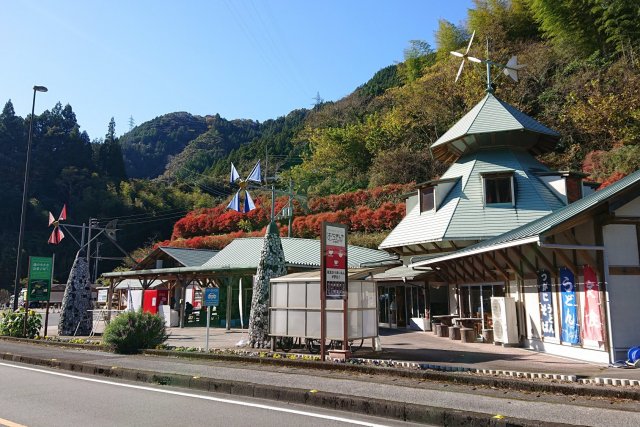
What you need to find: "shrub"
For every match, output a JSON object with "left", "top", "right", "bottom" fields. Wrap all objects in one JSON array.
[
  {"left": 102, "top": 310, "right": 168, "bottom": 354},
  {"left": 0, "top": 309, "right": 42, "bottom": 339}
]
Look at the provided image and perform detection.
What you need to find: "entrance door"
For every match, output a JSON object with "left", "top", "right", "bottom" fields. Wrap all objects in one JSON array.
[{"left": 378, "top": 285, "right": 390, "bottom": 327}]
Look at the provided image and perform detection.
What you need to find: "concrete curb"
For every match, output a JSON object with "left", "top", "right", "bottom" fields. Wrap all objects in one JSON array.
[
  {"left": 0, "top": 350, "right": 573, "bottom": 427},
  {"left": 0, "top": 336, "right": 102, "bottom": 351},
  {"left": 144, "top": 349, "right": 640, "bottom": 400}
]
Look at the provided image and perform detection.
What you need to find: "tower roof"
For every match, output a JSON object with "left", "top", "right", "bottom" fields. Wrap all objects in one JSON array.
[{"left": 431, "top": 93, "right": 560, "bottom": 163}]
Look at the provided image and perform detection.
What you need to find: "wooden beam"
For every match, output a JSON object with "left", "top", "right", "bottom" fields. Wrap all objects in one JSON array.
[
  {"left": 433, "top": 265, "right": 452, "bottom": 283},
  {"left": 609, "top": 266, "right": 640, "bottom": 275},
  {"left": 430, "top": 241, "right": 443, "bottom": 251},
  {"left": 530, "top": 244, "right": 556, "bottom": 273},
  {"left": 514, "top": 246, "right": 537, "bottom": 274},
  {"left": 496, "top": 249, "right": 523, "bottom": 280},
  {"left": 483, "top": 253, "right": 509, "bottom": 281},
  {"left": 459, "top": 259, "right": 476, "bottom": 282},
  {"left": 552, "top": 248, "right": 579, "bottom": 277},
  {"left": 451, "top": 263, "right": 467, "bottom": 283},
  {"left": 469, "top": 256, "right": 495, "bottom": 281},
  {"left": 561, "top": 231, "right": 598, "bottom": 267}
]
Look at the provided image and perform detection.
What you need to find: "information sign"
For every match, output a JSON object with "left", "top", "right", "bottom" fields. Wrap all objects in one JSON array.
[
  {"left": 27, "top": 256, "right": 53, "bottom": 302},
  {"left": 322, "top": 223, "right": 348, "bottom": 300},
  {"left": 204, "top": 287, "right": 220, "bottom": 307}
]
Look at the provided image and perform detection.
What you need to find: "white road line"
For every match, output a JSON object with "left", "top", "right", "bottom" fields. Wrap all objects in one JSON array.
[
  {"left": 0, "top": 362, "right": 388, "bottom": 427},
  {"left": 0, "top": 416, "right": 29, "bottom": 427}
]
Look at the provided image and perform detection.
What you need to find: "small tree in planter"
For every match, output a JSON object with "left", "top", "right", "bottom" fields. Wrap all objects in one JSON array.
[{"left": 102, "top": 311, "right": 168, "bottom": 354}]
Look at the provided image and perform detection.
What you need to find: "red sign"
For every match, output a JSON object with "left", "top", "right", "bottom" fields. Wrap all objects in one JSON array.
[
  {"left": 582, "top": 265, "right": 604, "bottom": 342},
  {"left": 322, "top": 222, "right": 347, "bottom": 300}
]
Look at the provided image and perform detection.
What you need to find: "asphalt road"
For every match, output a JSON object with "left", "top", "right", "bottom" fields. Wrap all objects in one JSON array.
[{"left": 0, "top": 362, "right": 427, "bottom": 427}]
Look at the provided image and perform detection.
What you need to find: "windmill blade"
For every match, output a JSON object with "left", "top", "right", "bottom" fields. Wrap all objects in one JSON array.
[
  {"left": 59, "top": 204, "right": 67, "bottom": 221},
  {"left": 243, "top": 190, "right": 256, "bottom": 213},
  {"left": 503, "top": 56, "right": 525, "bottom": 82},
  {"left": 48, "top": 227, "right": 64, "bottom": 245},
  {"left": 48, "top": 212, "right": 56, "bottom": 227},
  {"left": 468, "top": 56, "right": 483, "bottom": 63},
  {"left": 450, "top": 51, "right": 465, "bottom": 58},
  {"left": 227, "top": 191, "right": 241, "bottom": 212},
  {"left": 246, "top": 160, "right": 261, "bottom": 183},
  {"left": 455, "top": 61, "right": 465, "bottom": 82},
  {"left": 230, "top": 163, "right": 240, "bottom": 184},
  {"left": 465, "top": 30, "right": 476, "bottom": 54}
]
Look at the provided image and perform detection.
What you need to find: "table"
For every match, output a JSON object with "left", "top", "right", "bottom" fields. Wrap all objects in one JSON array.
[
  {"left": 453, "top": 317, "right": 483, "bottom": 328},
  {"left": 431, "top": 315, "right": 458, "bottom": 327}
]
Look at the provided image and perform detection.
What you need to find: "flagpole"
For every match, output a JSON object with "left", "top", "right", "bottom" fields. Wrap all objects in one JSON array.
[{"left": 44, "top": 252, "right": 54, "bottom": 338}]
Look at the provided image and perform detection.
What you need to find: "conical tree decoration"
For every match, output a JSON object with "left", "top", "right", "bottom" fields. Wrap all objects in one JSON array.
[
  {"left": 247, "top": 221, "right": 286, "bottom": 348},
  {"left": 58, "top": 251, "right": 93, "bottom": 336}
]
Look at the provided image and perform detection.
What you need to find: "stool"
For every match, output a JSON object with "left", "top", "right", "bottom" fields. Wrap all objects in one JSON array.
[
  {"left": 432, "top": 323, "right": 441, "bottom": 335},
  {"left": 439, "top": 324, "right": 449, "bottom": 338},
  {"left": 449, "top": 325, "right": 461, "bottom": 340},
  {"left": 460, "top": 327, "right": 476, "bottom": 343},
  {"left": 482, "top": 328, "right": 494, "bottom": 344}
]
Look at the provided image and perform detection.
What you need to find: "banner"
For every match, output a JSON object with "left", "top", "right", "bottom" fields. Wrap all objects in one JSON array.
[
  {"left": 582, "top": 265, "right": 604, "bottom": 342},
  {"left": 27, "top": 256, "right": 53, "bottom": 302},
  {"left": 537, "top": 269, "right": 555, "bottom": 338},
  {"left": 560, "top": 267, "right": 580, "bottom": 344}
]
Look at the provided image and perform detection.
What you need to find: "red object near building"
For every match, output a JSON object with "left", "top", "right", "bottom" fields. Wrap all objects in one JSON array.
[{"left": 142, "top": 289, "right": 158, "bottom": 314}]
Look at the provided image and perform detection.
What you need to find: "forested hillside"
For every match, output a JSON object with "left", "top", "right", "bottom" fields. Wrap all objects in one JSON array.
[{"left": 1, "top": 0, "right": 638, "bottom": 296}]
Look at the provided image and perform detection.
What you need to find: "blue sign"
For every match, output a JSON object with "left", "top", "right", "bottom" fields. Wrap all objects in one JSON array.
[
  {"left": 560, "top": 267, "right": 580, "bottom": 344},
  {"left": 204, "top": 288, "right": 220, "bottom": 307},
  {"left": 537, "top": 269, "right": 555, "bottom": 338}
]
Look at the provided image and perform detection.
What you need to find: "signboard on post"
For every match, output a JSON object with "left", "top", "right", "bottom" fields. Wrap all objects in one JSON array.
[
  {"left": 322, "top": 223, "right": 348, "bottom": 300},
  {"left": 204, "top": 287, "right": 220, "bottom": 307},
  {"left": 320, "top": 222, "right": 348, "bottom": 361},
  {"left": 203, "top": 287, "right": 220, "bottom": 352},
  {"left": 27, "top": 256, "right": 53, "bottom": 302}
]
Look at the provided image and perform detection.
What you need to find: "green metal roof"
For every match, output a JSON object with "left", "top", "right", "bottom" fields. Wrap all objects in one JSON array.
[
  {"left": 159, "top": 247, "right": 218, "bottom": 267},
  {"left": 204, "top": 237, "right": 397, "bottom": 270},
  {"left": 379, "top": 148, "right": 564, "bottom": 250},
  {"left": 431, "top": 93, "right": 559, "bottom": 162},
  {"left": 410, "top": 169, "right": 640, "bottom": 267}
]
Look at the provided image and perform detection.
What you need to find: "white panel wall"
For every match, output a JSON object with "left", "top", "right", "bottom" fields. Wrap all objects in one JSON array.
[
  {"left": 523, "top": 279, "right": 541, "bottom": 340},
  {"left": 603, "top": 224, "right": 639, "bottom": 265}
]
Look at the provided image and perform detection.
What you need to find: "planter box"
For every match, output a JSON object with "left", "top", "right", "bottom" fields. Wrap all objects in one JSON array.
[{"left": 410, "top": 317, "right": 431, "bottom": 331}]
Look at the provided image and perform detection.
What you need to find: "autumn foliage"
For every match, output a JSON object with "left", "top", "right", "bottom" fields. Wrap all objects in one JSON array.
[{"left": 163, "top": 184, "right": 411, "bottom": 249}]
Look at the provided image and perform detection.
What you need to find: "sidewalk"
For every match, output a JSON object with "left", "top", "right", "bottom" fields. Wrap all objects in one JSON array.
[
  {"left": 160, "top": 326, "right": 640, "bottom": 381},
  {"left": 40, "top": 309, "right": 640, "bottom": 383}
]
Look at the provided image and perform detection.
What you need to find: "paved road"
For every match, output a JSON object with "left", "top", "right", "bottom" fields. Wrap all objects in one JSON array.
[
  {"left": 0, "top": 361, "right": 426, "bottom": 427},
  {"left": 1, "top": 341, "right": 639, "bottom": 426}
]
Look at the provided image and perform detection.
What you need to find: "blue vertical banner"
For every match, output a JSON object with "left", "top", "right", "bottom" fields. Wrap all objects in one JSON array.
[
  {"left": 560, "top": 267, "right": 580, "bottom": 344},
  {"left": 537, "top": 269, "right": 555, "bottom": 338}
]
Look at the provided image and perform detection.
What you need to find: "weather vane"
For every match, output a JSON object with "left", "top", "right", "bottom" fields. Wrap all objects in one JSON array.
[
  {"left": 227, "top": 161, "right": 262, "bottom": 213},
  {"left": 450, "top": 31, "right": 525, "bottom": 92}
]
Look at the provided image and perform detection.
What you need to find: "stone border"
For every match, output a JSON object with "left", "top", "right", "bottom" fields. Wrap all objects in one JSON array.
[{"left": 0, "top": 350, "right": 573, "bottom": 427}]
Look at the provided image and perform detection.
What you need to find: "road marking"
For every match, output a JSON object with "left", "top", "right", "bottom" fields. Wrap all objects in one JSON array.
[
  {"left": 0, "top": 417, "right": 28, "bottom": 427},
  {"left": 0, "top": 362, "right": 388, "bottom": 426}
]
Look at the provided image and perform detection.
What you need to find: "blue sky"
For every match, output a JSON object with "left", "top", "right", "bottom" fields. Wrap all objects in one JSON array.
[{"left": 1, "top": 1, "right": 472, "bottom": 140}]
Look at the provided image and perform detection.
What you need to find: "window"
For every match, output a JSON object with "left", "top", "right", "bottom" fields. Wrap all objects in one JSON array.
[
  {"left": 484, "top": 174, "right": 514, "bottom": 205},
  {"left": 420, "top": 187, "right": 435, "bottom": 212}
]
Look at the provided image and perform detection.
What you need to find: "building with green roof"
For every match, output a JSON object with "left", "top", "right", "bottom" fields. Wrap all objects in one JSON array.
[{"left": 378, "top": 91, "right": 640, "bottom": 364}]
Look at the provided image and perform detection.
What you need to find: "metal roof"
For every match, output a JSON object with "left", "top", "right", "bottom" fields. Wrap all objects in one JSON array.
[
  {"left": 431, "top": 93, "right": 559, "bottom": 162},
  {"left": 410, "top": 169, "right": 640, "bottom": 267},
  {"left": 379, "top": 148, "right": 564, "bottom": 250},
  {"left": 159, "top": 247, "right": 218, "bottom": 267},
  {"left": 204, "top": 237, "right": 397, "bottom": 270},
  {"left": 371, "top": 265, "right": 430, "bottom": 281}
]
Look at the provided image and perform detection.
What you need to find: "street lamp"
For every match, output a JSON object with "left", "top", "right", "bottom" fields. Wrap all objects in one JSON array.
[{"left": 12, "top": 85, "right": 48, "bottom": 310}]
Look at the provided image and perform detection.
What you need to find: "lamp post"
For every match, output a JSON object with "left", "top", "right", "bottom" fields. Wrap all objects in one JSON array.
[{"left": 12, "top": 85, "right": 48, "bottom": 310}]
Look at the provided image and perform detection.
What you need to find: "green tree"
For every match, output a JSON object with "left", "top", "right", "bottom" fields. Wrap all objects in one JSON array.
[
  {"left": 435, "top": 20, "right": 468, "bottom": 60},
  {"left": 398, "top": 40, "right": 435, "bottom": 83},
  {"left": 96, "top": 118, "right": 127, "bottom": 181}
]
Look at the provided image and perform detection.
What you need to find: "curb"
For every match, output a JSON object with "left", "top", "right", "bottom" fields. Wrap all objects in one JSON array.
[
  {"left": 144, "top": 349, "right": 640, "bottom": 400},
  {"left": 0, "top": 336, "right": 103, "bottom": 351},
  {"left": 0, "top": 350, "right": 573, "bottom": 427}
]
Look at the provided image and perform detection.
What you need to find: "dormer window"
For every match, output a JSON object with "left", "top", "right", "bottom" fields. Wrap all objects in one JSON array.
[
  {"left": 420, "top": 187, "right": 435, "bottom": 213},
  {"left": 483, "top": 172, "right": 515, "bottom": 206}
]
